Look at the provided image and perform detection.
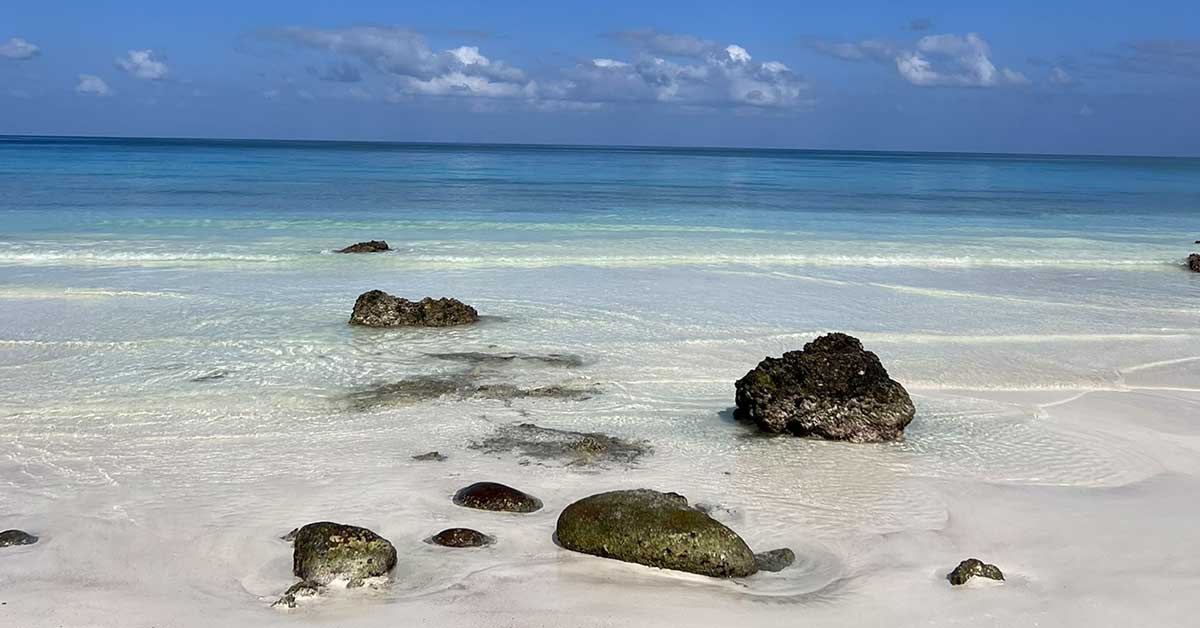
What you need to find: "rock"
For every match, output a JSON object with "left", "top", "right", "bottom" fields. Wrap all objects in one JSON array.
[
  {"left": 471, "top": 423, "right": 651, "bottom": 467},
  {"left": 734, "top": 332, "right": 915, "bottom": 442},
  {"left": 428, "top": 528, "right": 494, "bottom": 548},
  {"left": 1188, "top": 253, "right": 1200, "bottom": 272},
  {"left": 412, "top": 451, "right": 447, "bottom": 462},
  {"left": 754, "top": 548, "right": 796, "bottom": 572},
  {"left": 349, "top": 290, "right": 478, "bottom": 328},
  {"left": 291, "top": 522, "right": 397, "bottom": 586},
  {"left": 345, "top": 374, "right": 596, "bottom": 410},
  {"left": 337, "top": 240, "right": 390, "bottom": 253},
  {"left": 453, "top": 482, "right": 543, "bottom": 513},
  {"left": 555, "top": 489, "right": 758, "bottom": 578},
  {"left": 0, "top": 530, "right": 38, "bottom": 548},
  {"left": 272, "top": 581, "right": 320, "bottom": 609},
  {"left": 946, "top": 558, "right": 1005, "bottom": 585}
]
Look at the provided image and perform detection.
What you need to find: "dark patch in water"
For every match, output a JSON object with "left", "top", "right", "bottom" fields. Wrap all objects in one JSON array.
[
  {"left": 428, "top": 352, "right": 584, "bottom": 368},
  {"left": 344, "top": 374, "right": 597, "bottom": 410},
  {"left": 190, "top": 369, "right": 230, "bottom": 382},
  {"left": 470, "top": 422, "right": 651, "bottom": 468}
]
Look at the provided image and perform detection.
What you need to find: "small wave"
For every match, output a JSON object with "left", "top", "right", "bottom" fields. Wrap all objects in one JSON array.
[
  {"left": 0, "top": 287, "right": 188, "bottom": 299},
  {"left": 0, "top": 250, "right": 294, "bottom": 266}
]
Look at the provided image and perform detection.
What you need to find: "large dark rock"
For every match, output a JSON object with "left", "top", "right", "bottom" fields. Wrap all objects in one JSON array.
[
  {"left": 556, "top": 489, "right": 758, "bottom": 578},
  {"left": 734, "top": 333, "right": 915, "bottom": 442},
  {"left": 0, "top": 529, "right": 38, "bottom": 548},
  {"left": 291, "top": 522, "right": 397, "bottom": 586},
  {"left": 946, "top": 558, "right": 1005, "bottom": 585},
  {"left": 338, "top": 241, "right": 390, "bottom": 253},
  {"left": 349, "top": 290, "right": 478, "bottom": 328},
  {"left": 471, "top": 422, "right": 651, "bottom": 467},
  {"left": 1188, "top": 253, "right": 1200, "bottom": 273},
  {"left": 453, "top": 482, "right": 543, "bottom": 513},
  {"left": 428, "top": 528, "right": 494, "bottom": 548}
]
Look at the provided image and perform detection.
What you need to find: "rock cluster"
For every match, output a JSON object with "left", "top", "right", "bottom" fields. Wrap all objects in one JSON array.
[
  {"left": 734, "top": 333, "right": 915, "bottom": 442},
  {"left": 470, "top": 422, "right": 651, "bottom": 467},
  {"left": 349, "top": 290, "right": 478, "bottom": 328},
  {"left": 1188, "top": 253, "right": 1200, "bottom": 273}
]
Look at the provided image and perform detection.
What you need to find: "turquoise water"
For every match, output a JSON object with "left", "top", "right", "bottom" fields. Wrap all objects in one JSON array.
[{"left": 2, "top": 136, "right": 1200, "bottom": 625}]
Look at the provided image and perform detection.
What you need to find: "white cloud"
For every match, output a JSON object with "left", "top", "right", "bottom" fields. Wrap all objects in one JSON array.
[
  {"left": 560, "top": 41, "right": 807, "bottom": 108},
  {"left": 813, "top": 32, "right": 1026, "bottom": 88},
  {"left": 117, "top": 50, "right": 169, "bottom": 80},
  {"left": 613, "top": 29, "right": 717, "bottom": 58},
  {"left": 76, "top": 74, "right": 112, "bottom": 96},
  {"left": 1079, "top": 104, "right": 1094, "bottom": 117},
  {"left": 0, "top": 37, "right": 39, "bottom": 60},
  {"left": 269, "top": 26, "right": 530, "bottom": 99}
]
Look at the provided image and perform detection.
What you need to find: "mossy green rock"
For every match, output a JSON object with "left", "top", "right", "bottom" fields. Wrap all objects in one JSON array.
[
  {"left": 291, "top": 522, "right": 397, "bottom": 586},
  {"left": 947, "top": 558, "right": 1004, "bottom": 585},
  {"left": 556, "top": 489, "right": 758, "bottom": 578}
]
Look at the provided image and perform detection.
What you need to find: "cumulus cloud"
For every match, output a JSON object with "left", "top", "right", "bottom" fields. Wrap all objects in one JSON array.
[
  {"left": 76, "top": 74, "right": 112, "bottom": 96},
  {"left": 0, "top": 37, "right": 39, "bottom": 60},
  {"left": 263, "top": 26, "right": 806, "bottom": 110},
  {"left": 558, "top": 37, "right": 807, "bottom": 108},
  {"left": 266, "top": 26, "right": 529, "bottom": 99},
  {"left": 117, "top": 50, "right": 169, "bottom": 80},
  {"left": 1048, "top": 66, "right": 1076, "bottom": 85},
  {"left": 811, "top": 32, "right": 1026, "bottom": 88}
]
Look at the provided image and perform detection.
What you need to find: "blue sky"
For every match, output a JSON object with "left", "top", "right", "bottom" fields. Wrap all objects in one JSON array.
[{"left": 2, "top": 1, "right": 1198, "bottom": 154}]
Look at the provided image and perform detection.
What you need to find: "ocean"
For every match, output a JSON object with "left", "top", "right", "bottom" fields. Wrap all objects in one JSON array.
[{"left": 2, "top": 135, "right": 1199, "bottom": 626}]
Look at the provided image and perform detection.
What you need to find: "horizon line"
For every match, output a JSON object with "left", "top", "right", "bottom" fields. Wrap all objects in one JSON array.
[{"left": 2, "top": 133, "right": 1197, "bottom": 161}]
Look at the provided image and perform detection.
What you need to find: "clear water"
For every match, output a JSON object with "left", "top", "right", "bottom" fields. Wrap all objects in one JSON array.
[{"left": 2, "top": 136, "right": 1199, "bottom": 625}]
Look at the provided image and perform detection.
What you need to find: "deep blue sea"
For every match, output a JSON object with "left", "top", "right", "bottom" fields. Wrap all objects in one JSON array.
[{"left": 2, "top": 135, "right": 1200, "bottom": 625}]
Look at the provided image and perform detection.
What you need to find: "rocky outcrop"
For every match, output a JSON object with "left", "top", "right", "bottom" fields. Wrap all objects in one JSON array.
[
  {"left": 428, "top": 528, "right": 494, "bottom": 548},
  {"left": 946, "top": 558, "right": 1005, "bottom": 585},
  {"left": 0, "top": 529, "right": 38, "bottom": 548},
  {"left": 734, "top": 333, "right": 915, "bottom": 442},
  {"left": 412, "top": 451, "right": 447, "bottom": 462},
  {"left": 556, "top": 489, "right": 758, "bottom": 578},
  {"left": 471, "top": 423, "right": 651, "bottom": 467},
  {"left": 1188, "top": 253, "right": 1200, "bottom": 273},
  {"left": 453, "top": 482, "right": 543, "bottom": 513},
  {"left": 290, "top": 522, "right": 397, "bottom": 586},
  {"left": 272, "top": 581, "right": 320, "bottom": 609},
  {"left": 344, "top": 374, "right": 596, "bottom": 410},
  {"left": 349, "top": 290, "right": 478, "bottom": 328},
  {"left": 753, "top": 548, "right": 796, "bottom": 572},
  {"left": 337, "top": 241, "right": 390, "bottom": 253}
]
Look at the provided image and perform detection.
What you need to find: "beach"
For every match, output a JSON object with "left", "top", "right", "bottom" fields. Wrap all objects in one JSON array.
[{"left": 2, "top": 137, "right": 1199, "bottom": 626}]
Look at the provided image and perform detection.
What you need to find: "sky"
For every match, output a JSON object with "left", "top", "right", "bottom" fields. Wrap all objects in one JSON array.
[{"left": 2, "top": 0, "right": 1199, "bottom": 155}]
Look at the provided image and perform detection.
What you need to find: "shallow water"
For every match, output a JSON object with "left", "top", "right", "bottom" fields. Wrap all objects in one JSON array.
[{"left": 2, "top": 137, "right": 1199, "bottom": 626}]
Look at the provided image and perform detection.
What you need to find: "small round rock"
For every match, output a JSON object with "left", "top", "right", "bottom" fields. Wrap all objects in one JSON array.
[
  {"left": 0, "top": 530, "right": 38, "bottom": 548},
  {"left": 453, "top": 482, "right": 543, "bottom": 513},
  {"left": 429, "top": 528, "right": 494, "bottom": 548}
]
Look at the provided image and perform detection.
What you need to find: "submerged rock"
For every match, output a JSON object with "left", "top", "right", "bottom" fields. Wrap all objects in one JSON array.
[
  {"left": 428, "top": 352, "right": 584, "bottom": 368},
  {"left": 349, "top": 290, "right": 478, "bottom": 328},
  {"left": 555, "top": 489, "right": 758, "bottom": 578},
  {"left": 946, "top": 558, "right": 1005, "bottom": 585},
  {"left": 337, "top": 240, "right": 390, "bottom": 253},
  {"left": 453, "top": 482, "right": 543, "bottom": 513},
  {"left": 345, "top": 374, "right": 596, "bottom": 410},
  {"left": 291, "top": 522, "right": 397, "bottom": 586},
  {"left": 0, "top": 529, "right": 38, "bottom": 548},
  {"left": 272, "top": 580, "right": 320, "bottom": 609},
  {"left": 412, "top": 451, "right": 447, "bottom": 462},
  {"left": 734, "top": 333, "right": 915, "bottom": 442},
  {"left": 471, "top": 422, "right": 651, "bottom": 467},
  {"left": 754, "top": 548, "right": 796, "bottom": 572},
  {"left": 1188, "top": 253, "right": 1200, "bottom": 273},
  {"left": 428, "top": 528, "right": 494, "bottom": 548}
]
